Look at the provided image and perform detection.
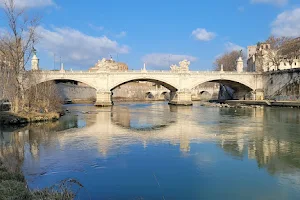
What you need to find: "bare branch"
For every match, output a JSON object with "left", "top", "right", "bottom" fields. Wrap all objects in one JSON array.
[
  {"left": 264, "top": 36, "right": 300, "bottom": 69},
  {"left": 0, "top": 0, "right": 40, "bottom": 112},
  {"left": 213, "top": 50, "right": 243, "bottom": 71}
]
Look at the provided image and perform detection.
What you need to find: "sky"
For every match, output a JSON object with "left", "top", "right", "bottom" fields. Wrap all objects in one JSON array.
[{"left": 1, "top": 0, "right": 300, "bottom": 71}]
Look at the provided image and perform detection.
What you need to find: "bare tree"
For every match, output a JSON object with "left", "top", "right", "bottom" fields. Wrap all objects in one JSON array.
[
  {"left": 214, "top": 50, "right": 243, "bottom": 71},
  {"left": 0, "top": 0, "right": 40, "bottom": 112},
  {"left": 264, "top": 36, "right": 300, "bottom": 70},
  {"left": 26, "top": 81, "right": 62, "bottom": 113},
  {"left": 280, "top": 37, "right": 300, "bottom": 62},
  {"left": 265, "top": 49, "right": 283, "bottom": 71},
  {"left": 266, "top": 36, "right": 292, "bottom": 49}
]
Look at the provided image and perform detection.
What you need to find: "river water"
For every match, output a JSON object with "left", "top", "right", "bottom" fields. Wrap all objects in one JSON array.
[{"left": 1, "top": 102, "right": 300, "bottom": 199}]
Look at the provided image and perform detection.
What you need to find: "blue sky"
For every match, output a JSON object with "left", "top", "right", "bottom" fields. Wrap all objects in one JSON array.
[{"left": 1, "top": 0, "right": 300, "bottom": 70}]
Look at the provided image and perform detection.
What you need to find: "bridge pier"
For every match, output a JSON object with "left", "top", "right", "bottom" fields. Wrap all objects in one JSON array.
[
  {"left": 169, "top": 90, "right": 193, "bottom": 106},
  {"left": 94, "top": 90, "right": 113, "bottom": 106},
  {"left": 254, "top": 89, "right": 264, "bottom": 100}
]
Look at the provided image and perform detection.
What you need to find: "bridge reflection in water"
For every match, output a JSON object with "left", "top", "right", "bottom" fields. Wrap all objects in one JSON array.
[{"left": 1, "top": 103, "right": 300, "bottom": 198}]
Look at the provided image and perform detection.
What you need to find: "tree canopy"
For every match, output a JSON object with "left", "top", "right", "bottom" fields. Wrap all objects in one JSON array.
[{"left": 213, "top": 50, "right": 243, "bottom": 71}]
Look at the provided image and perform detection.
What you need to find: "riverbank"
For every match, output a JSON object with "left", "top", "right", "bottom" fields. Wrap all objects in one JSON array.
[
  {"left": 0, "top": 111, "right": 61, "bottom": 125},
  {"left": 0, "top": 160, "right": 75, "bottom": 199},
  {"left": 225, "top": 100, "right": 300, "bottom": 108},
  {"left": 199, "top": 101, "right": 233, "bottom": 108},
  {"left": 113, "top": 97, "right": 166, "bottom": 102}
]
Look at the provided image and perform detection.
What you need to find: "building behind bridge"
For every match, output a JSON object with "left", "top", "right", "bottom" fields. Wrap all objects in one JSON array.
[
  {"left": 89, "top": 58, "right": 128, "bottom": 72},
  {"left": 247, "top": 40, "right": 300, "bottom": 72}
]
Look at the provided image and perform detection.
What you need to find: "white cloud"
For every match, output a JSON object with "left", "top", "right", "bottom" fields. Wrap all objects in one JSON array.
[
  {"left": 191, "top": 28, "right": 216, "bottom": 41},
  {"left": 251, "top": 0, "right": 288, "bottom": 6},
  {"left": 0, "top": 0, "right": 55, "bottom": 9},
  {"left": 225, "top": 42, "right": 245, "bottom": 52},
  {"left": 88, "top": 23, "right": 104, "bottom": 31},
  {"left": 88, "top": 24, "right": 126, "bottom": 38},
  {"left": 116, "top": 31, "right": 127, "bottom": 38},
  {"left": 271, "top": 8, "right": 300, "bottom": 37},
  {"left": 36, "top": 26, "right": 129, "bottom": 67},
  {"left": 142, "top": 53, "right": 197, "bottom": 68}
]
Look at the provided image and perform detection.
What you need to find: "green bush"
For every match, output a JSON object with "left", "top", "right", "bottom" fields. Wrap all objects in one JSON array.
[
  {"left": 32, "top": 189, "right": 75, "bottom": 200},
  {"left": 0, "top": 180, "right": 32, "bottom": 200},
  {"left": 0, "top": 162, "right": 77, "bottom": 200},
  {"left": 0, "top": 171, "right": 25, "bottom": 182},
  {"left": 0, "top": 165, "right": 8, "bottom": 172}
]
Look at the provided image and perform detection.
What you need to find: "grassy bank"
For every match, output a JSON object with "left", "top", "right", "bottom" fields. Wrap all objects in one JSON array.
[
  {"left": 0, "top": 160, "right": 75, "bottom": 200},
  {"left": 0, "top": 111, "right": 61, "bottom": 125}
]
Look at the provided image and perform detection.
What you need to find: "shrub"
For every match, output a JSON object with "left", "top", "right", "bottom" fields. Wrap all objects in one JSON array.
[{"left": 0, "top": 180, "right": 32, "bottom": 200}]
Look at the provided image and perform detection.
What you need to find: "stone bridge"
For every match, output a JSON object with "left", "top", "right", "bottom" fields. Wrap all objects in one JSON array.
[
  {"left": 145, "top": 84, "right": 219, "bottom": 101},
  {"left": 30, "top": 69, "right": 264, "bottom": 106}
]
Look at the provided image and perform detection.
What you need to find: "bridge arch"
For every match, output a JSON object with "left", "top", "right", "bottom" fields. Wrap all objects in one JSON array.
[
  {"left": 190, "top": 78, "right": 255, "bottom": 100},
  {"left": 199, "top": 91, "right": 212, "bottom": 99},
  {"left": 160, "top": 91, "right": 168, "bottom": 98},
  {"left": 145, "top": 92, "right": 155, "bottom": 99},
  {"left": 29, "top": 77, "right": 98, "bottom": 90},
  {"left": 200, "top": 91, "right": 211, "bottom": 95},
  {"left": 26, "top": 76, "right": 98, "bottom": 103},
  {"left": 109, "top": 78, "right": 178, "bottom": 91},
  {"left": 190, "top": 78, "right": 254, "bottom": 92}
]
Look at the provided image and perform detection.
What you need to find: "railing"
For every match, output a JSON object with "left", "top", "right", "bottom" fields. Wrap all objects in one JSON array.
[{"left": 37, "top": 70, "right": 261, "bottom": 75}]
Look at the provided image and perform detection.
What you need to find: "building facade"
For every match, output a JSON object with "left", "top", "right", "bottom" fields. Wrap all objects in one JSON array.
[{"left": 247, "top": 42, "right": 300, "bottom": 72}]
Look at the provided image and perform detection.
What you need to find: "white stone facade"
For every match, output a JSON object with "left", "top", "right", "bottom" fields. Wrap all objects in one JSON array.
[
  {"left": 267, "top": 58, "right": 300, "bottom": 71},
  {"left": 31, "top": 54, "right": 39, "bottom": 71},
  {"left": 236, "top": 57, "right": 244, "bottom": 73}
]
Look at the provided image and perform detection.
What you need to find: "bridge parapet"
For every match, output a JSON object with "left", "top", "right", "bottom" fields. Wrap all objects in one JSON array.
[{"left": 39, "top": 70, "right": 261, "bottom": 75}]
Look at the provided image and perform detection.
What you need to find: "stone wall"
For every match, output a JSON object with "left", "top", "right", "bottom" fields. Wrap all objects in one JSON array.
[
  {"left": 56, "top": 83, "right": 96, "bottom": 101},
  {"left": 264, "top": 69, "right": 300, "bottom": 101},
  {"left": 112, "top": 82, "right": 167, "bottom": 100},
  {"left": 191, "top": 83, "right": 219, "bottom": 100}
]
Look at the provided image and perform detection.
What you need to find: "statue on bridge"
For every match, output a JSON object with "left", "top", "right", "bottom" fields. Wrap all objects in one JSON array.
[
  {"left": 170, "top": 64, "right": 178, "bottom": 71},
  {"left": 31, "top": 47, "right": 39, "bottom": 71},
  {"left": 170, "top": 59, "right": 190, "bottom": 72},
  {"left": 179, "top": 60, "right": 190, "bottom": 71},
  {"left": 89, "top": 58, "right": 129, "bottom": 72}
]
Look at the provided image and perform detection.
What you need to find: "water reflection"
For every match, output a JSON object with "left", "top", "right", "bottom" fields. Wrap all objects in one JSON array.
[{"left": 1, "top": 103, "right": 300, "bottom": 199}]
